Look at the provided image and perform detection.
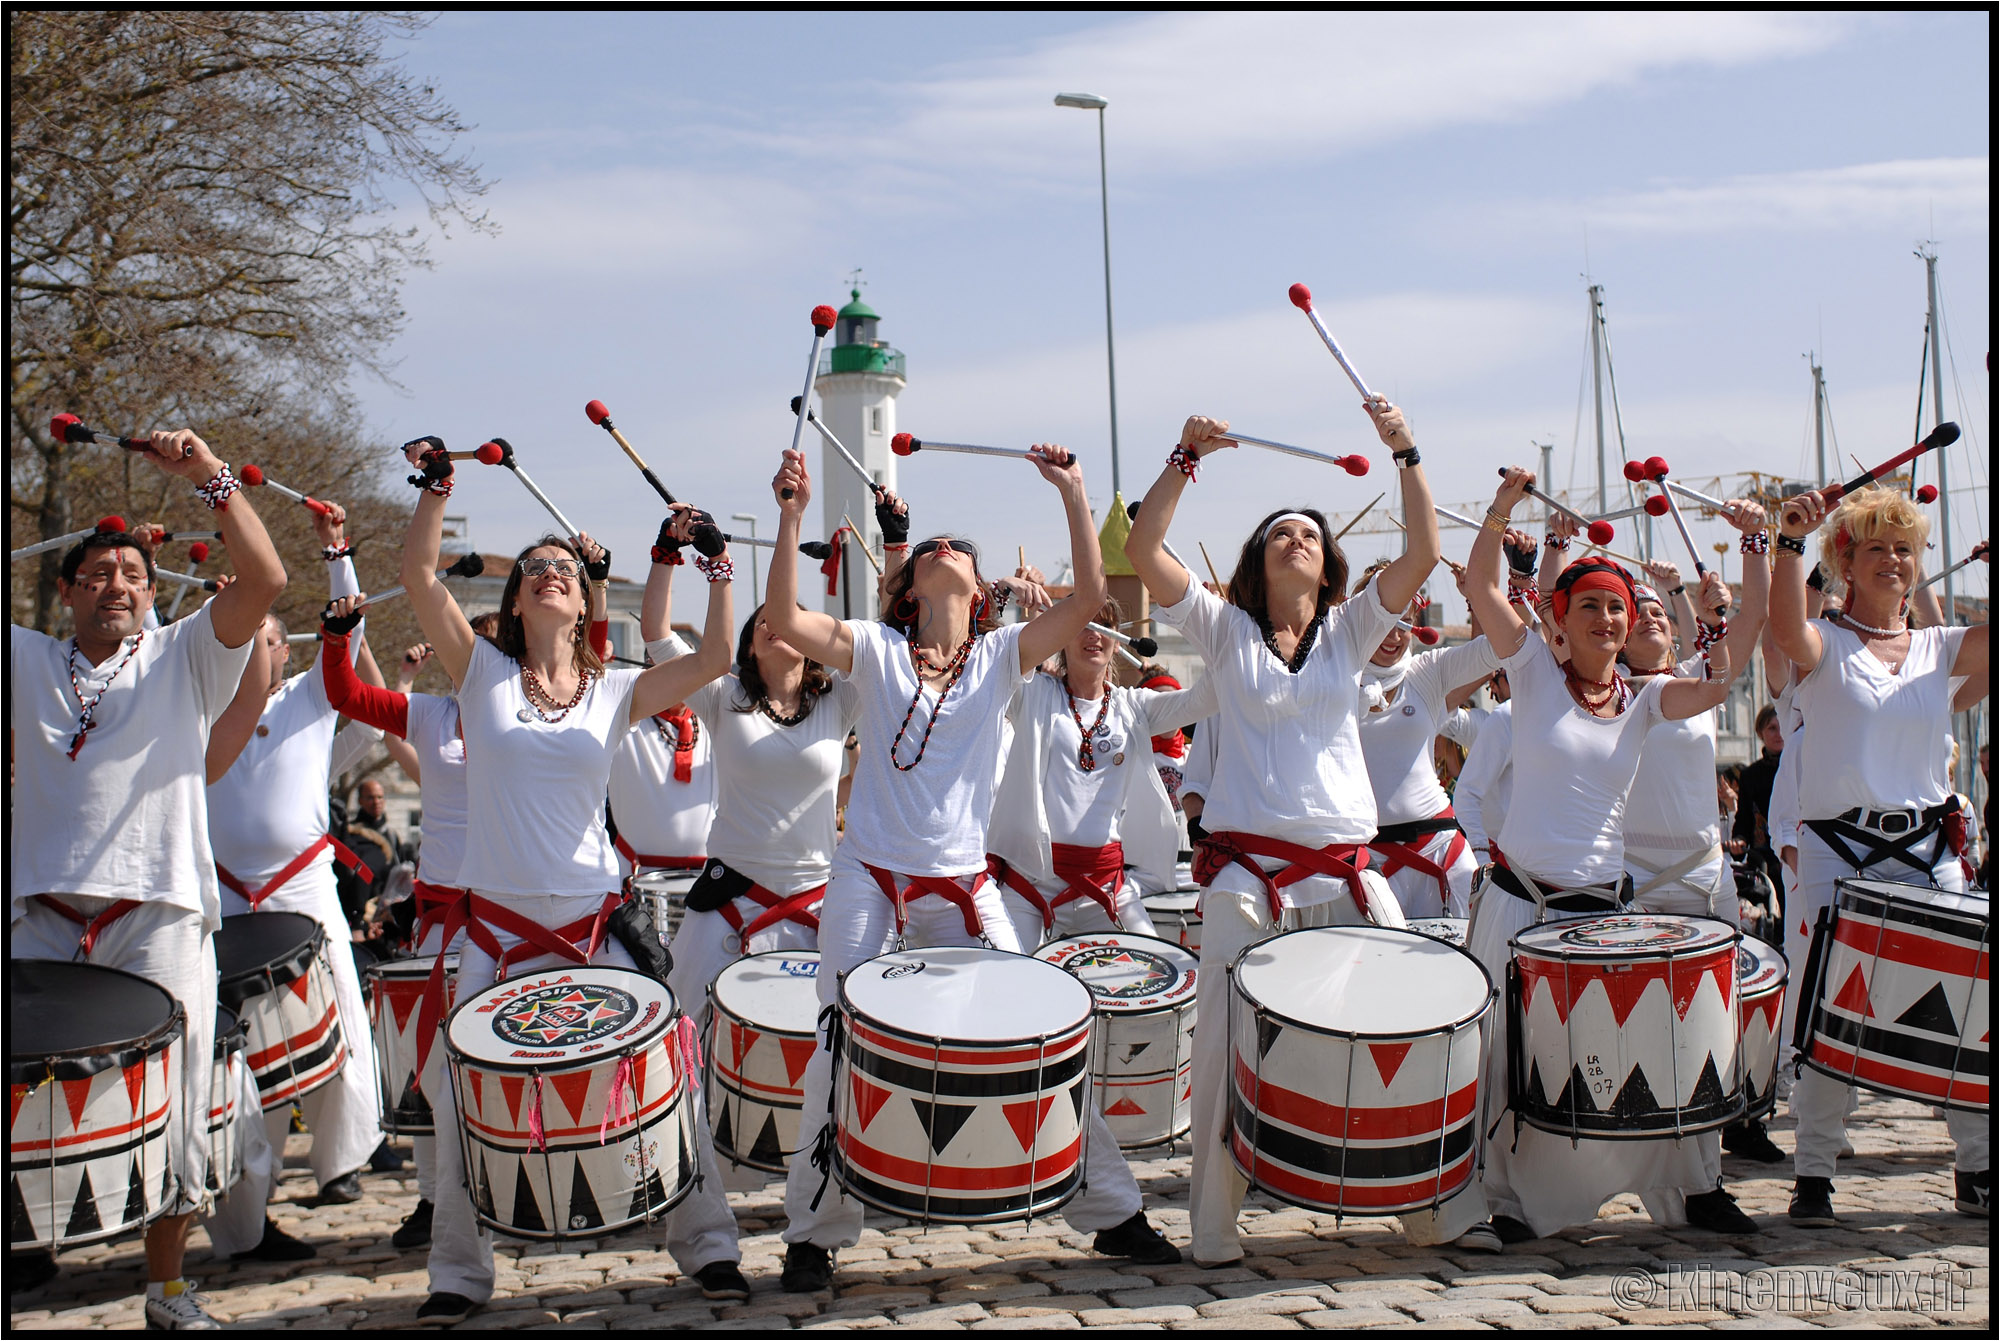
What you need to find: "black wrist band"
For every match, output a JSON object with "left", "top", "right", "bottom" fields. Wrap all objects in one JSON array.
[
  {"left": 1393, "top": 448, "right": 1420, "bottom": 467},
  {"left": 1775, "top": 533, "right": 1807, "bottom": 555},
  {"left": 1668, "top": 584, "right": 1686, "bottom": 597}
]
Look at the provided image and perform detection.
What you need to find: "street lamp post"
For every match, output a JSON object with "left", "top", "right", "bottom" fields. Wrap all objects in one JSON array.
[
  {"left": 732, "top": 512, "right": 761, "bottom": 600},
  {"left": 1054, "top": 91, "right": 1119, "bottom": 498}
]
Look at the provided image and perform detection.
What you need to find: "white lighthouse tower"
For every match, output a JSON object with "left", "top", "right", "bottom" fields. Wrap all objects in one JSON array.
[{"left": 811, "top": 285, "right": 905, "bottom": 615}]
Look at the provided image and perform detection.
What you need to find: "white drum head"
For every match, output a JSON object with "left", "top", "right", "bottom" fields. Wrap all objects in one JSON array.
[
  {"left": 843, "top": 947, "right": 1090, "bottom": 1041},
  {"left": 1737, "top": 936, "right": 1786, "bottom": 994},
  {"left": 1839, "top": 877, "right": 1988, "bottom": 921},
  {"left": 711, "top": 951, "right": 822, "bottom": 1034},
  {"left": 633, "top": 870, "right": 699, "bottom": 894},
  {"left": 1235, "top": 926, "right": 1489, "bottom": 1034},
  {"left": 447, "top": 966, "right": 675, "bottom": 1067},
  {"left": 1035, "top": 934, "right": 1198, "bottom": 1014},
  {"left": 1145, "top": 890, "right": 1200, "bottom": 915},
  {"left": 1515, "top": 914, "right": 1736, "bottom": 959}
]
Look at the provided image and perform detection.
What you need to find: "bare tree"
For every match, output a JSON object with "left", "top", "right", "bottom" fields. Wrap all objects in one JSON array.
[{"left": 10, "top": 11, "right": 490, "bottom": 630}]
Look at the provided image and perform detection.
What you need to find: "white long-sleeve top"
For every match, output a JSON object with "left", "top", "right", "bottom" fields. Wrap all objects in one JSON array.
[{"left": 1453, "top": 700, "right": 1513, "bottom": 858}]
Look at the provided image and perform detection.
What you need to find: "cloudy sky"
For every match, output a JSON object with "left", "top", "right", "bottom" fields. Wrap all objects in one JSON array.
[{"left": 362, "top": 11, "right": 1990, "bottom": 605}]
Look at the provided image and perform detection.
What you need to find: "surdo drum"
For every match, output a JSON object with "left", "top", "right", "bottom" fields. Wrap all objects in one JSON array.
[
  {"left": 833, "top": 947, "right": 1094, "bottom": 1222},
  {"left": 1034, "top": 933, "right": 1197, "bottom": 1148},
  {"left": 1510, "top": 914, "right": 1743, "bottom": 1138},
  {"left": 1229, "top": 926, "right": 1492, "bottom": 1215},
  {"left": 208, "top": 1007, "right": 248, "bottom": 1196},
  {"left": 1801, "top": 879, "right": 1989, "bottom": 1111},
  {"left": 1142, "top": 887, "right": 1203, "bottom": 957},
  {"left": 366, "top": 954, "right": 459, "bottom": 1135},
  {"left": 706, "top": 951, "right": 822, "bottom": 1172},
  {"left": 1736, "top": 937, "right": 1788, "bottom": 1119},
  {"left": 446, "top": 966, "right": 696, "bottom": 1239},
  {"left": 9, "top": 961, "right": 185, "bottom": 1249},
  {"left": 1406, "top": 918, "right": 1469, "bottom": 948},
  {"left": 632, "top": 870, "right": 697, "bottom": 945},
  {"left": 215, "top": 912, "right": 348, "bottom": 1111}
]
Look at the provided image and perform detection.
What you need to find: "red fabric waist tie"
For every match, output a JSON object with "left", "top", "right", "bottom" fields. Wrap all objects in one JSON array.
[
  {"left": 614, "top": 834, "right": 705, "bottom": 885},
  {"left": 1192, "top": 831, "right": 1374, "bottom": 923},
  {"left": 1367, "top": 807, "right": 1469, "bottom": 907},
  {"left": 32, "top": 895, "right": 142, "bottom": 959},
  {"left": 861, "top": 862, "right": 990, "bottom": 939},
  {"left": 215, "top": 833, "right": 366, "bottom": 910},
  {"left": 987, "top": 845, "right": 1125, "bottom": 933},
  {"left": 718, "top": 881, "right": 826, "bottom": 945},
  {"left": 412, "top": 879, "right": 468, "bottom": 949}
]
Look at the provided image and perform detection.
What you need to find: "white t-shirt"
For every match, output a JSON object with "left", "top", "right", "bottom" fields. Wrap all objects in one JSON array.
[
  {"left": 10, "top": 604, "right": 252, "bottom": 930},
  {"left": 406, "top": 693, "right": 468, "bottom": 889},
  {"left": 1768, "top": 722, "right": 1802, "bottom": 855},
  {"left": 1794, "top": 621, "right": 1965, "bottom": 820},
  {"left": 1493, "top": 633, "right": 1668, "bottom": 886},
  {"left": 1623, "top": 656, "right": 1721, "bottom": 852},
  {"left": 1180, "top": 712, "right": 1221, "bottom": 803},
  {"left": 1153, "top": 573, "right": 1401, "bottom": 849},
  {"left": 687, "top": 671, "right": 862, "bottom": 894},
  {"left": 1454, "top": 699, "right": 1513, "bottom": 857},
  {"left": 1040, "top": 676, "right": 1136, "bottom": 848},
  {"left": 456, "top": 638, "right": 640, "bottom": 896},
  {"left": 208, "top": 671, "right": 340, "bottom": 885},
  {"left": 1356, "top": 639, "right": 1501, "bottom": 827},
  {"left": 609, "top": 708, "right": 716, "bottom": 861},
  {"left": 839, "top": 619, "right": 1032, "bottom": 876}
]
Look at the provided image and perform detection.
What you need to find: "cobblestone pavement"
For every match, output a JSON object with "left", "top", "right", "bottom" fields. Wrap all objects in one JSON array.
[{"left": 9, "top": 1093, "right": 1987, "bottom": 1331}]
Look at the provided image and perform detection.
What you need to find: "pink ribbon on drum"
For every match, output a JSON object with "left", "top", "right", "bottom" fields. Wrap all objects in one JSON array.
[
  {"left": 676, "top": 1015, "right": 703, "bottom": 1079},
  {"left": 599, "top": 1055, "right": 635, "bottom": 1145},
  {"left": 527, "top": 1073, "right": 548, "bottom": 1153}
]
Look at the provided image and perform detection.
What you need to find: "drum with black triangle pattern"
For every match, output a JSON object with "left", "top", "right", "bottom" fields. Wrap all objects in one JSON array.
[
  {"left": 207, "top": 1006, "right": 248, "bottom": 1196},
  {"left": 833, "top": 947, "right": 1094, "bottom": 1223},
  {"left": 9, "top": 961, "right": 184, "bottom": 1249},
  {"left": 1736, "top": 936, "right": 1787, "bottom": 1120},
  {"left": 445, "top": 966, "right": 696, "bottom": 1240},
  {"left": 365, "top": 954, "right": 458, "bottom": 1134},
  {"left": 1803, "top": 879, "right": 1988, "bottom": 1112},
  {"left": 1033, "top": 933, "right": 1197, "bottom": 1149},
  {"left": 707, "top": 951, "right": 822, "bottom": 1172},
  {"left": 215, "top": 912, "right": 348, "bottom": 1111}
]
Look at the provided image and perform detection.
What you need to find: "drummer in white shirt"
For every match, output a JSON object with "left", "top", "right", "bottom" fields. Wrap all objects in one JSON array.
[
  {"left": 761, "top": 443, "right": 1181, "bottom": 1294},
  {"left": 1767, "top": 484, "right": 1989, "bottom": 1224},
  {"left": 204, "top": 500, "right": 398, "bottom": 1261},
  {"left": 11, "top": 430, "right": 285, "bottom": 1330},
  {"left": 1460, "top": 468, "right": 1767, "bottom": 1246},
  {"left": 394, "top": 439, "right": 750, "bottom": 1325}
]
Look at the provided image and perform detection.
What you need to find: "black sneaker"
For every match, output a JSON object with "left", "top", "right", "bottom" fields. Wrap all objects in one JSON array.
[
  {"left": 1788, "top": 1177, "right": 1837, "bottom": 1226},
  {"left": 1492, "top": 1214, "right": 1536, "bottom": 1244},
  {"left": 693, "top": 1260, "right": 751, "bottom": 1301},
  {"left": 10, "top": 1248, "right": 59, "bottom": 1292},
  {"left": 1955, "top": 1169, "right": 1991, "bottom": 1217},
  {"left": 415, "top": 1292, "right": 479, "bottom": 1327},
  {"left": 1090, "top": 1210, "right": 1182, "bottom": 1265},
  {"left": 231, "top": 1218, "right": 317, "bottom": 1262},
  {"left": 318, "top": 1171, "right": 363, "bottom": 1204},
  {"left": 780, "top": 1242, "right": 833, "bottom": 1294},
  {"left": 368, "top": 1140, "right": 406, "bottom": 1173},
  {"left": 1685, "top": 1185, "right": 1758, "bottom": 1234},
  {"left": 1722, "top": 1118, "right": 1787, "bottom": 1164},
  {"left": 391, "top": 1199, "right": 433, "bottom": 1250}
]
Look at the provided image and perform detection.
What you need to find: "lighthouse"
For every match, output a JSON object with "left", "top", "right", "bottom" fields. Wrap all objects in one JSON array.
[{"left": 811, "top": 286, "right": 905, "bottom": 613}]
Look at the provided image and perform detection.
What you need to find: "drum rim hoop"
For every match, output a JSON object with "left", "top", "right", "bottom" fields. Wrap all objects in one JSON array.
[
  {"left": 1833, "top": 878, "right": 1989, "bottom": 924},
  {"left": 1034, "top": 931, "right": 1199, "bottom": 1017},
  {"left": 444, "top": 966, "right": 681, "bottom": 1070},
  {"left": 9, "top": 960, "right": 188, "bottom": 1082},
  {"left": 839, "top": 955, "right": 1093, "bottom": 1048},
  {"left": 1232, "top": 925, "right": 1495, "bottom": 1037},
  {"left": 213, "top": 1006, "right": 249, "bottom": 1058},
  {"left": 1510, "top": 913, "right": 1741, "bottom": 963},
  {"left": 364, "top": 952, "right": 461, "bottom": 983}
]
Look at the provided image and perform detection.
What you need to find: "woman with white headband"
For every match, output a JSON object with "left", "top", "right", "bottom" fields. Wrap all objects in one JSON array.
[{"left": 1125, "top": 398, "right": 1458, "bottom": 1265}]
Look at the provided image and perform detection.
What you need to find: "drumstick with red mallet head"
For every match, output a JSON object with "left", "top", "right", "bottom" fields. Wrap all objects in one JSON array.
[
  {"left": 48, "top": 413, "right": 151, "bottom": 452},
  {"left": 238, "top": 465, "right": 334, "bottom": 515},
  {"left": 161, "top": 539, "right": 216, "bottom": 620},
  {"left": 1496, "top": 469, "right": 1618, "bottom": 547},
  {"left": 780, "top": 305, "right": 840, "bottom": 499},
  {"left": 11, "top": 515, "right": 127, "bottom": 562},
  {"left": 1918, "top": 541, "right": 1989, "bottom": 590},
  {"left": 1780, "top": 422, "right": 1960, "bottom": 529},
  {"left": 582, "top": 400, "right": 725, "bottom": 556},
  {"left": 475, "top": 437, "right": 582, "bottom": 539},
  {"left": 1636, "top": 456, "right": 1730, "bottom": 617},
  {"left": 1216, "top": 429, "right": 1371, "bottom": 476},
  {"left": 1287, "top": 283, "right": 1375, "bottom": 402},
  {"left": 790, "top": 396, "right": 885, "bottom": 499}
]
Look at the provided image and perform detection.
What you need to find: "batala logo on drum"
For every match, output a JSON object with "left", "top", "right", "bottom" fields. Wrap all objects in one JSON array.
[
  {"left": 882, "top": 961, "right": 926, "bottom": 980},
  {"left": 1558, "top": 917, "right": 1700, "bottom": 949},
  {"left": 492, "top": 983, "right": 639, "bottom": 1047},
  {"left": 1052, "top": 944, "right": 1187, "bottom": 1001}
]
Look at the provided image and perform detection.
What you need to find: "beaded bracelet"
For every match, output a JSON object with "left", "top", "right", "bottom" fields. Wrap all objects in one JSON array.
[
  {"left": 321, "top": 543, "right": 354, "bottom": 561},
  {"left": 692, "top": 551, "right": 733, "bottom": 583},
  {"left": 650, "top": 544, "right": 685, "bottom": 567},
  {"left": 1775, "top": 533, "right": 1807, "bottom": 555},
  {"left": 1544, "top": 532, "right": 1571, "bottom": 552},
  {"left": 1166, "top": 445, "right": 1199, "bottom": 480},
  {"left": 1507, "top": 580, "right": 1540, "bottom": 607},
  {"left": 194, "top": 464, "right": 241, "bottom": 511},
  {"left": 989, "top": 583, "right": 1011, "bottom": 616},
  {"left": 1694, "top": 617, "right": 1727, "bottom": 653},
  {"left": 1739, "top": 530, "right": 1771, "bottom": 555}
]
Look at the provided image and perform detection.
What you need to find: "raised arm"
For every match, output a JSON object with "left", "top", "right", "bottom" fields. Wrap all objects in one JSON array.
[
  {"left": 641, "top": 516, "right": 681, "bottom": 643},
  {"left": 877, "top": 489, "right": 911, "bottom": 604},
  {"left": 1768, "top": 489, "right": 1829, "bottom": 678},
  {"left": 1707, "top": 501, "right": 1771, "bottom": 682},
  {"left": 1126, "top": 416, "right": 1231, "bottom": 606},
  {"left": 767, "top": 450, "right": 855, "bottom": 673},
  {"left": 1465, "top": 468, "right": 1538, "bottom": 658},
  {"left": 1363, "top": 399, "right": 1442, "bottom": 614},
  {"left": 398, "top": 441, "right": 477, "bottom": 688},
  {"left": 630, "top": 542, "right": 733, "bottom": 722},
  {"left": 319, "top": 600, "right": 411, "bottom": 739},
  {"left": 138, "top": 429, "right": 286, "bottom": 649},
  {"left": 206, "top": 625, "right": 270, "bottom": 784},
  {"left": 1016, "top": 446, "right": 1106, "bottom": 673}
]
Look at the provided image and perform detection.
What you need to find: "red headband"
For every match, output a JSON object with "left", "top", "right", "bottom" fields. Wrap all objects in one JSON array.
[
  {"left": 1139, "top": 672, "right": 1180, "bottom": 692},
  {"left": 1550, "top": 559, "right": 1635, "bottom": 624}
]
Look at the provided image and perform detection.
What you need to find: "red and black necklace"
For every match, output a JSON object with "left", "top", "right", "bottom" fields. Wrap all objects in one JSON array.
[
  {"left": 1564, "top": 661, "right": 1629, "bottom": 714},
  {"left": 890, "top": 629, "right": 977, "bottom": 771},
  {"left": 65, "top": 632, "right": 145, "bottom": 759},
  {"left": 1063, "top": 676, "right": 1112, "bottom": 772}
]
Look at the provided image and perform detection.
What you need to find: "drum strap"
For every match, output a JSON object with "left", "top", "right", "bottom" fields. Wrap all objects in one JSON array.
[
  {"left": 985, "top": 844, "right": 1126, "bottom": 933},
  {"left": 1486, "top": 849, "right": 1628, "bottom": 916},
  {"left": 716, "top": 876, "right": 826, "bottom": 944},
  {"left": 1628, "top": 844, "right": 1726, "bottom": 914},
  {"left": 1192, "top": 831, "right": 1374, "bottom": 923},
  {"left": 1801, "top": 800, "right": 1964, "bottom": 881},
  {"left": 216, "top": 833, "right": 368, "bottom": 910},
  {"left": 614, "top": 835, "right": 705, "bottom": 891},
  {"left": 412, "top": 880, "right": 468, "bottom": 950},
  {"left": 861, "top": 863, "right": 989, "bottom": 939},
  {"left": 31, "top": 894, "right": 142, "bottom": 958},
  {"left": 1368, "top": 808, "right": 1469, "bottom": 909}
]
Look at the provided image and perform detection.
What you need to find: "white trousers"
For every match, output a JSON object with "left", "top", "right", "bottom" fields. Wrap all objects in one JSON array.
[
  {"left": 780, "top": 847, "right": 1142, "bottom": 1250},
  {"left": 997, "top": 872, "right": 1160, "bottom": 951},
  {"left": 1467, "top": 881, "right": 1717, "bottom": 1238},
  {"left": 12, "top": 899, "right": 217, "bottom": 1221},
  {"left": 1787, "top": 828, "right": 1987, "bottom": 1179},
  {"left": 423, "top": 893, "right": 741, "bottom": 1303},
  {"left": 1378, "top": 829, "right": 1479, "bottom": 921}
]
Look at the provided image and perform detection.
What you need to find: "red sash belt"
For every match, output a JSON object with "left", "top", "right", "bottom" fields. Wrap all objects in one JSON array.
[
  {"left": 718, "top": 881, "right": 825, "bottom": 945},
  {"left": 412, "top": 879, "right": 468, "bottom": 951},
  {"left": 614, "top": 834, "right": 705, "bottom": 886},
  {"left": 215, "top": 833, "right": 367, "bottom": 910},
  {"left": 32, "top": 895, "right": 142, "bottom": 959},
  {"left": 861, "top": 863, "right": 990, "bottom": 939},
  {"left": 985, "top": 843, "right": 1126, "bottom": 933},
  {"left": 411, "top": 889, "right": 621, "bottom": 1072},
  {"left": 1368, "top": 808, "right": 1470, "bottom": 908},
  {"left": 1193, "top": 831, "right": 1374, "bottom": 923}
]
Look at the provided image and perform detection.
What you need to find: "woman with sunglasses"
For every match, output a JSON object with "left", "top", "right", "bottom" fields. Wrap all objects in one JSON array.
[
  {"left": 1126, "top": 399, "right": 1452, "bottom": 1263},
  {"left": 394, "top": 446, "right": 749, "bottom": 1324},
  {"left": 1457, "top": 468, "right": 1765, "bottom": 1248},
  {"left": 761, "top": 444, "right": 1181, "bottom": 1293}
]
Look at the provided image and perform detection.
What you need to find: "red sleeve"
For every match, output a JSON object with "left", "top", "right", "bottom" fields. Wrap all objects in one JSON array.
[
  {"left": 320, "top": 630, "right": 411, "bottom": 738},
  {"left": 590, "top": 618, "right": 609, "bottom": 659}
]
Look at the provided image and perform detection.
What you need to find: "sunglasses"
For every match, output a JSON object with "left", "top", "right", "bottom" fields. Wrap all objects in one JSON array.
[
  {"left": 911, "top": 539, "right": 978, "bottom": 561},
  {"left": 518, "top": 556, "right": 582, "bottom": 579}
]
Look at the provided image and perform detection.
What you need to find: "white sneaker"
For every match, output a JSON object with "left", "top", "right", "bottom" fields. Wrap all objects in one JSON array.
[
  {"left": 1455, "top": 1223, "right": 1503, "bottom": 1254},
  {"left": 145, "top": 1280, "right": 220, "bottom": 1331}
]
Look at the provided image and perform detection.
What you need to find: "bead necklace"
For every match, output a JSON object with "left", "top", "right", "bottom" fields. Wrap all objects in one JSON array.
[
  {"left": 1063, "top": 676, "right": 1113, "bottom": 772},
  {"left": 520, "top": 664, "right": 592, "bottom": 724},
  {"left": 1837, "top": 610, "right": 1907, "bottom": 638},
  {"left": 656, "top": 708, "right": 700, "bottom": 750},
  {"left": 1564, "top": 661, "right": 1629, "bottom": 715},
  {"left": 66, "top": 632, "right": 145, "bottom": 759},
  {"left": 755, "top": 694, "right": 813, "bottom": 727},
  {"left": 890, "top": 630, "right": 977, "bottom": 771},
  {"left": 1261, "top": 614, "right": 1322, "bottom": 674}
]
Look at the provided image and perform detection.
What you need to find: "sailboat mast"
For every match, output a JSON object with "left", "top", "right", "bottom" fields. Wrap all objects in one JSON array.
[
  {"left": 1921, "top": 249, "right": 1953, "bottom": 628},
  {"left": 1811, "top": 356, "right": 1827, "bottom": 484},
  {"left": 1588, "top": 284, "right": 1608, "bottom": 517}
]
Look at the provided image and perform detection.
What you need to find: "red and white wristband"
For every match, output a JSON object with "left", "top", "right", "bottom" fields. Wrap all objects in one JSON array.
[
  {"left": 194, "top": 464, "right": 240, "bottom": 511},
  {"left": 692, "top": 551, "right": 733, "bottom": 583}
]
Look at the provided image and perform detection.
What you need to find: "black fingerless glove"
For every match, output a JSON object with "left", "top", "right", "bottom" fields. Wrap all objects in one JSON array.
[
  {"left": 875, "top": 496, "right": 910, "bottom": 546},
  {"left": 653, "top": 516, "right": 684, "bottom": 564},
  {"left": 1505, "top": 537, "right": 1538, "bottom": 576},
  {"left": 321, "top": 601, "right": 363, "bottom": 636},
  {"left": 404, "top": 436, "right": 452, "bottom": 492},
  {"left": 685, "top": 508, "right": 725, "bottom": 558},
  {"left": 585, "top": 547, "right": 612, "bottom": 583}
]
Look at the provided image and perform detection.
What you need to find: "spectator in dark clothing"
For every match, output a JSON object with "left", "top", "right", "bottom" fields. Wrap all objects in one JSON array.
[{"left": 1733, "top": 705, "right": 1785, "bottom": 894}]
